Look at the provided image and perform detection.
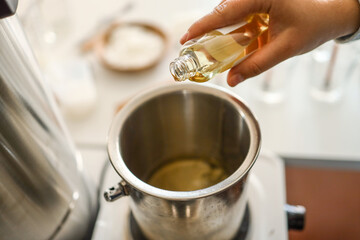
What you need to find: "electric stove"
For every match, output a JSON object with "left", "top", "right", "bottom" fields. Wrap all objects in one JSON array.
[{"left": 89, "top": 151, "right": 288, "bottom": 240}]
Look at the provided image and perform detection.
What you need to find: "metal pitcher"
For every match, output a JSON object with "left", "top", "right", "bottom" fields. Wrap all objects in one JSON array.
[
  {"left": 105, "top": 83, "right": 261, "bottom": 240},
  {"left": 0, "top": 1, "right": 96, "bottom": 239}
]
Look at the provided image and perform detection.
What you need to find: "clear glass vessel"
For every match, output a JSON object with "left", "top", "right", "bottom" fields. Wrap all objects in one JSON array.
[{"left": 170, "top": 13, "right": 269, "bottom": 82}]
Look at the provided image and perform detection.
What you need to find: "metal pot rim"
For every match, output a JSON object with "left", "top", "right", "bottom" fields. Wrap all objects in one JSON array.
[{"left": 107, "top": 83, "right": 261, "bottom": 200}]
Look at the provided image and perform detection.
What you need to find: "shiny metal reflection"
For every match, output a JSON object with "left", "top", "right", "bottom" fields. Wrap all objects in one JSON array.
[
  {"left": 0, "top": 15, "right": 96, "bottom": 239},
  {"left": 107, "top": 83, "right": 261, "bottom": 240}
]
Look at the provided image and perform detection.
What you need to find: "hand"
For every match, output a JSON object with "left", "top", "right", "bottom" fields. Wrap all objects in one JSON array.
[{"left": 180, "top": 0, "right": 360, "bottom": 86}]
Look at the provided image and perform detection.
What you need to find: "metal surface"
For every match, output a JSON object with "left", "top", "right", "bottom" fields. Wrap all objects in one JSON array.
[
  {"left": 106, "top": 83, "right": 261, "bottom": 240},
  {"left": 0, "top": 15, "right": 95, "bottom": 239},
  {"left": 0, "top": 0, "right": 18, "bottom": 19},
  {"left": 104, "top": 180, "right": 129, "bottom": 202},
  {"left": 128, "top": 204, "right": 251, "bottom": 240}
]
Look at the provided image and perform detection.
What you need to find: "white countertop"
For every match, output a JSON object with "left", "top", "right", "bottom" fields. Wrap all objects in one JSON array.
[{"left": 18, "top": 0, "right": 360, "bottom": 163}]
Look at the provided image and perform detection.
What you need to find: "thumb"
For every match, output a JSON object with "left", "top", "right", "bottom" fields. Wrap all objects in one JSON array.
[{"left": 227, "top": 33, "right": 296, "bottom": 86}]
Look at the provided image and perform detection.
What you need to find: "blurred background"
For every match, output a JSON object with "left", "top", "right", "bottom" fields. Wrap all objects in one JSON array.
[{"left": 16, "top": 0, "right": 360, "bottom": 239}]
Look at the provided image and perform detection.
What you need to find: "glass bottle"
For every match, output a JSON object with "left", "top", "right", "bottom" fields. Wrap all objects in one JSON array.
[{"left": 170, "top": 13, "right": 269, "bottom": 82}]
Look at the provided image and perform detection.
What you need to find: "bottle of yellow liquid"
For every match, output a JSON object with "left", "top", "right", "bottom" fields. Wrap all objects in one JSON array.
[{"left": 170, "top": 14, "right": 269, "bottom": 82}]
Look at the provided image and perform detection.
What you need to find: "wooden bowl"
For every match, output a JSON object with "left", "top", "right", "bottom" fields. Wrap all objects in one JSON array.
[{"left": 94, "top": 22, "right": 167, "bottom": 72}]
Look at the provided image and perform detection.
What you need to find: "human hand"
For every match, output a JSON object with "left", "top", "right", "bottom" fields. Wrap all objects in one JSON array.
[{"left": 180, "top": 0, "right": 360, "bottom": 86}]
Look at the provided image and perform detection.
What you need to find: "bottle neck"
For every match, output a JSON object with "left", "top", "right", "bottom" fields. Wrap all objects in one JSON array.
[{"left": 169, "top": 54, "right": 198, "bottom": 82}]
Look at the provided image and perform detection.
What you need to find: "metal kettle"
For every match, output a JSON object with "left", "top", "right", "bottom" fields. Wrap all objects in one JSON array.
[{"left": 0, "top": 1, "right": 97, "bottom": 239}]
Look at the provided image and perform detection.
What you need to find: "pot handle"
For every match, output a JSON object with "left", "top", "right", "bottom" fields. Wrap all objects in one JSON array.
[
  {"left": 285, "top": 204, "right": 306, "bottom": 230},
  {"left": 104, "top": 180, "right": 129, "bottom": 202}
]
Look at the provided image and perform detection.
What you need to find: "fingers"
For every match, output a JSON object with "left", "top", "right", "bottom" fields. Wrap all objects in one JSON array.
[
  {"left": 227, "top": 33, "right": 296, "bottom": 87},
  {"left": 180, "top": 0, "right": 270, "bottom": 44}
]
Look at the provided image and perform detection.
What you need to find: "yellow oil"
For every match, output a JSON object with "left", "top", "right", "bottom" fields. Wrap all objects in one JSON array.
[
  {"left": 147, "top": 158, "right": 228, "bottom": 191},
  {"left": 172, "top": 14, "right": 269, "bottom": 82}
]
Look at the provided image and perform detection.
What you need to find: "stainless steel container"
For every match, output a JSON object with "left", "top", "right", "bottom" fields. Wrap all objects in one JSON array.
[
  {"left": 105, "top": 83, "right": 261, "bottom": 240},
  {"left": 0, "top": 6, "right": 96, "bottom": 240}
]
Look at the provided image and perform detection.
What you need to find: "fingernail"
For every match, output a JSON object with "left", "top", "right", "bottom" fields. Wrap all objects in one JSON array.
[
  {"left": 229, "top": 75, "right": 244, "bottom": 87},
  {"left": 180, "top": 31, "right": 189, "bottom": 44}
]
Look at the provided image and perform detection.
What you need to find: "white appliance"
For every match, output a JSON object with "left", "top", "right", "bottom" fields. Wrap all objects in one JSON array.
[{"left": 82, "top": 149, "right": 295, "bottom": 240}]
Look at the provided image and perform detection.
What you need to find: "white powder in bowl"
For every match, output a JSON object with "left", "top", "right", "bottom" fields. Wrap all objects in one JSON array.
[{"left": 103, "top": 24, "right": 165, "bottom": 69}]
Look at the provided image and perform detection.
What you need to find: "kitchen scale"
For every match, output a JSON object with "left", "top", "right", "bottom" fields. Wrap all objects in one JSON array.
[{"left": 90, "top": 150, "right": 288, "bottom": 240}]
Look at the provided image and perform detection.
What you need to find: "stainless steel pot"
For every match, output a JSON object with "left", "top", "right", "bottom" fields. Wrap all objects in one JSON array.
[{"left": 105, "top": 83, "right": 261, "bottom": 240}]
